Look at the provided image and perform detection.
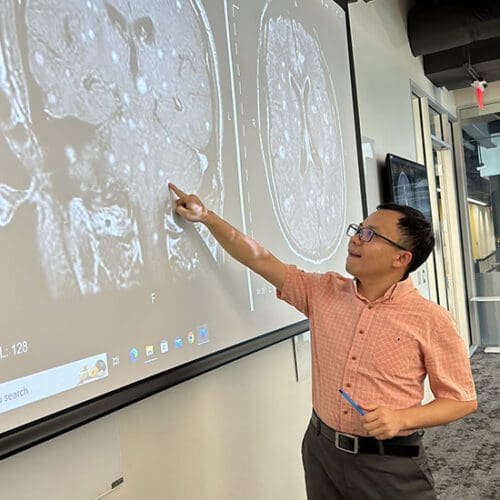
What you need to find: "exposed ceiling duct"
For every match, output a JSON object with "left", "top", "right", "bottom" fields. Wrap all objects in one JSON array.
[
  {"left": 408, "top": 1, "right": 500, "bottom": 57},
  {"left": 423, "top": 37, "right": 500, "bottom": 90},
  {"left": 407, "top": 0, "right": 500, "bottom": 90}
]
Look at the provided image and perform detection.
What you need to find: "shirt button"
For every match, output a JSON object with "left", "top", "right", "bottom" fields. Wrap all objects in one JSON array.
[
  {"left": 359, "top": 329, "right": 365, "bottom": 334},
  {"left": 346, "top": 383, "right": 351, "bottom": 388},
  {"left": 343, "top": 410, "right": 349, "bottom": 415},
  {"left": 351, "top": 356, "right": 357, "bottom": 361},
  {"left": 368, "top": 305, "right": 373, "bottom": 309}
]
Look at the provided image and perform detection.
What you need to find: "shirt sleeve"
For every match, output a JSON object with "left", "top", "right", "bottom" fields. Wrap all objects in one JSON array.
[
  {"left": 276, "top": 265, "right": 315, "bottom": 317},
  {"left": 424, "top": 311, "right": 477, "bottom": 401}
]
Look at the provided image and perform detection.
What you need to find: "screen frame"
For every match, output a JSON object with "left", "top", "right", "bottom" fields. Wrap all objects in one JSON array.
[
  {"left": 0, "top": 0, "right": 366, "bottom": 461},
  {"left": 384, "top": 153, "right": 433, "bottom": 225}
]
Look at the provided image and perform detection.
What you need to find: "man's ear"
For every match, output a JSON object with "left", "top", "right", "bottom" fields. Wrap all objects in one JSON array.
[{"left": 393, "top": 251, "right": 413, "bottom": 270}]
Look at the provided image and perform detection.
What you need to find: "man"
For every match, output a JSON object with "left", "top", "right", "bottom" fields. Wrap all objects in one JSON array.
[{"left": 168, "top": 182, "right": 477, "bottom": 500}]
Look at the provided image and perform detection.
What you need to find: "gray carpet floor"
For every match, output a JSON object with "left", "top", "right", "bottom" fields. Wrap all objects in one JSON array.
[{"left": 422, "top": 349, "right": 500, "bottom": 499}]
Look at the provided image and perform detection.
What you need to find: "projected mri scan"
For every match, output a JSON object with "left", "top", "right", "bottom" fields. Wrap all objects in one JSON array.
[
  {"left": 0, "top": 0, "right": 362, "bottom": 440},
  {"left": 1, "top": 0, "right": 223, "bottom": 298},
  {"left": 258, "top": 4, "right": 346, "bottom": 263}
]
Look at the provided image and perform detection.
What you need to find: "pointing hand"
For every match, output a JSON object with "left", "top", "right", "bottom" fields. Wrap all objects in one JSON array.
[{"left": 168, "top": 183, "right": 209, "bottom": 223}]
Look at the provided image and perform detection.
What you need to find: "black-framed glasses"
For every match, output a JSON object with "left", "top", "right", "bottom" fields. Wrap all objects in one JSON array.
[{"left": 346, "top": 224, "right": 409, "bottom": 251}]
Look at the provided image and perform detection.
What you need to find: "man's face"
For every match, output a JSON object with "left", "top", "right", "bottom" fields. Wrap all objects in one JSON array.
[{"left": 345, "top": 209, "right": 409, "bottom": 280}]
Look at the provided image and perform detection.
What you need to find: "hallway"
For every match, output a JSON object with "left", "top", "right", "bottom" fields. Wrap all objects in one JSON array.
[{"left": 424, "top": 350, "right": 499, "bottom": 499}]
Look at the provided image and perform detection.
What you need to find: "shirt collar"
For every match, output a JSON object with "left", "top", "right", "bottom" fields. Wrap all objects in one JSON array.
[{"left": 353, "top": 276, "right": 415, "bottom": 303}]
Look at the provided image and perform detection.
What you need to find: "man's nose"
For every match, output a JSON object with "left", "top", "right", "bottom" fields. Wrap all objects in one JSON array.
[{"left": 351, "top": 233, "right": 363, "bottom": 245}]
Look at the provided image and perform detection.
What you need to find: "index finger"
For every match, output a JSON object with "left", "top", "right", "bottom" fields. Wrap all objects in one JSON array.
[
  {"left": 361, "top": 407, "right": 380, "bottom": 422},
  {"left": 361, "top": 412, "right": 379, "bottom": 423},
  {"left": 168, "top": 182, "right": 188, "bottom": 199}
]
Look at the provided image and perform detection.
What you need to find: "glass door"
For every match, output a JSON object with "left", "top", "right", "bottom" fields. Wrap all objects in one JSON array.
[
  {"left": 412, "top": 93, "right": 471, "bottom": 347},
  {"left": 432, "top": 148, "right": 450, "bottom": 311},
  {"left": 457, "top": 104, "right": 500, "bottom": 347},
  {"left": 419, "top": 100, "right": 452, "bottom": 310}
]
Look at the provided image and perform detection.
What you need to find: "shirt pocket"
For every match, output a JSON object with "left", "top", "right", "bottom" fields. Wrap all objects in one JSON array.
[{"left": 371, "top": 332, "right": 419, "bottom": 376}]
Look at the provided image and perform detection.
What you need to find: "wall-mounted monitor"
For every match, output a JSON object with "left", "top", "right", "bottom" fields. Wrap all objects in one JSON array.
[
  {"left": 385, "top": 154, "right": 432, "bottom": 224},
  {"left": 0, "top": 0, "right": 363, "bottom": 459}
]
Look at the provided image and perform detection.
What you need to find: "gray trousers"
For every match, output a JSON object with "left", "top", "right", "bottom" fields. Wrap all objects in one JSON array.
[{"left": 302, "top": 420, "right": 437, "bottom": 500}]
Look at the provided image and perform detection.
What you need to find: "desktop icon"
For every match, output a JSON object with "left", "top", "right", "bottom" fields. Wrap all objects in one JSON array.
[
  {"left": 187, "top": 332, "right": 195, "bottom": 344},
  {"left": 197, "top": 325, "right": 209, "bottom": 345},
  {"left": 146, "top": 345, "right": 154, "bottom": 357},
  {"left": 175, "top": 336, "right": 183, "bottom": 349},
  {"left": 129, "top": 348, "right": 139, "bottom": 362},
  {"left": 160, "top": 339, "right": 169, "bottom": 353},
  {"left": 112, "top": 356, "right": 120, "bottom": 367}
]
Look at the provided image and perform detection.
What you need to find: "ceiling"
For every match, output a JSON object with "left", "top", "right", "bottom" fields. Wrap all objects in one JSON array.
[{"left": 351, "top": 0, "right": 500, "bottom": 90}]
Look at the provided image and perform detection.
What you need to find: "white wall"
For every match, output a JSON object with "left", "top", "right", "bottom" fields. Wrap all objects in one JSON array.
[
  {"left": 0, "top": 2, "right": 459, "bottom": 499},
  {"left": 2, "top": 340, "right": 311, "bottom": 500},
  {"left": 480, "top": 136, "right": 500, "bottom": 178},
  {"left": 349, "top": 0, "right": 456, "bottom": 212}
]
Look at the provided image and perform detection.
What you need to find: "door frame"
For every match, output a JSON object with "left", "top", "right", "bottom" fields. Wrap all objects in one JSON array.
[{"left": 410, "top": 85, "right": 473, "bottom": 350}]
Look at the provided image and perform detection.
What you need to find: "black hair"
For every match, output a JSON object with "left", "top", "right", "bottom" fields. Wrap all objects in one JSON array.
[{"left": 376, "top": 203, "right": 435, "bottom": 280}]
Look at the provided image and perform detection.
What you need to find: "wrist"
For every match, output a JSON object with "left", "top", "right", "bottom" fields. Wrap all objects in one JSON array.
[
  {"left": 396, "top": 408, "right": 412, "bottom": 431},
  {"left": 200, "top": 209, "right": 214, "bottom": 225}
]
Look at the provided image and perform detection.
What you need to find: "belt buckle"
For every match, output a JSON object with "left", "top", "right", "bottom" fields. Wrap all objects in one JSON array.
[{"left": 335, "top": 432, "right": 359, "bottom": 454}]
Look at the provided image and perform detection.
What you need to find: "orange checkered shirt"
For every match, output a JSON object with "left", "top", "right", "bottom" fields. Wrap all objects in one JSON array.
[{"left": 277, "top": 265, "right": 476, "bottom": 436}]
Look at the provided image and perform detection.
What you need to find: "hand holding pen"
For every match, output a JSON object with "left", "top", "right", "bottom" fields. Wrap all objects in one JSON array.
[
  {"left": 339, "top": 388, "right": 365, "bottom": 416},
  {"left": 339, "top": 388, "right": 405, "bottom": 440}
]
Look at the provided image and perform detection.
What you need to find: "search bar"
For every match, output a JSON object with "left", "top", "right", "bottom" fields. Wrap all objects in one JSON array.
[{"left": 0, "top": 353, "right": 108, "bottom": 414}]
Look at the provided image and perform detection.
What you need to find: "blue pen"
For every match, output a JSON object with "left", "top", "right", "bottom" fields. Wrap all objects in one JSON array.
[{"left": 339, "top": 389, "right": 366, "bottom": 416}]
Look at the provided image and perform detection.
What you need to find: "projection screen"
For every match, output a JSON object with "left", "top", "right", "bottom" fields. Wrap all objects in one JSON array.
[{"left": 0, "top": 0, "right": 364, "bottom": 458}]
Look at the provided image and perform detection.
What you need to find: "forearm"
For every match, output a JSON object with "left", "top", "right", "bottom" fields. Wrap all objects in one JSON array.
[
  {"left": 169, "top": 183, "right": 286, "bottom": 289},
  {"left": 399, "top": 397, "right": 477, "bottom": 431},
  {"left": 202, "top": 210, "right": 272, "bottom": 268}
]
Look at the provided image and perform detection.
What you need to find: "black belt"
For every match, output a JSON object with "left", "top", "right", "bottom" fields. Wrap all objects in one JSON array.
[{"left": 311, "top": 411, "right": 422, "bottom": 457}]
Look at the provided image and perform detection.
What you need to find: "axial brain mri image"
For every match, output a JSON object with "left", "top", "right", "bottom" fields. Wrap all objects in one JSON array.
[{"left": 258, "top": 1, "right": 346, "bottom": 263}]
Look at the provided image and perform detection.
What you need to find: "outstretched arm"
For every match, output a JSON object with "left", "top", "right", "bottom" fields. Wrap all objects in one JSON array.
[{"left": 168, "top": 183, "right": 287, "bottom": 290}]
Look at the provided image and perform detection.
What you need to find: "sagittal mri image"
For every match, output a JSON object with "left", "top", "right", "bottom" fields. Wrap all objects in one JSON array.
[{"left": 0, "top": 0, "right": 224, "bottom": 297}]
